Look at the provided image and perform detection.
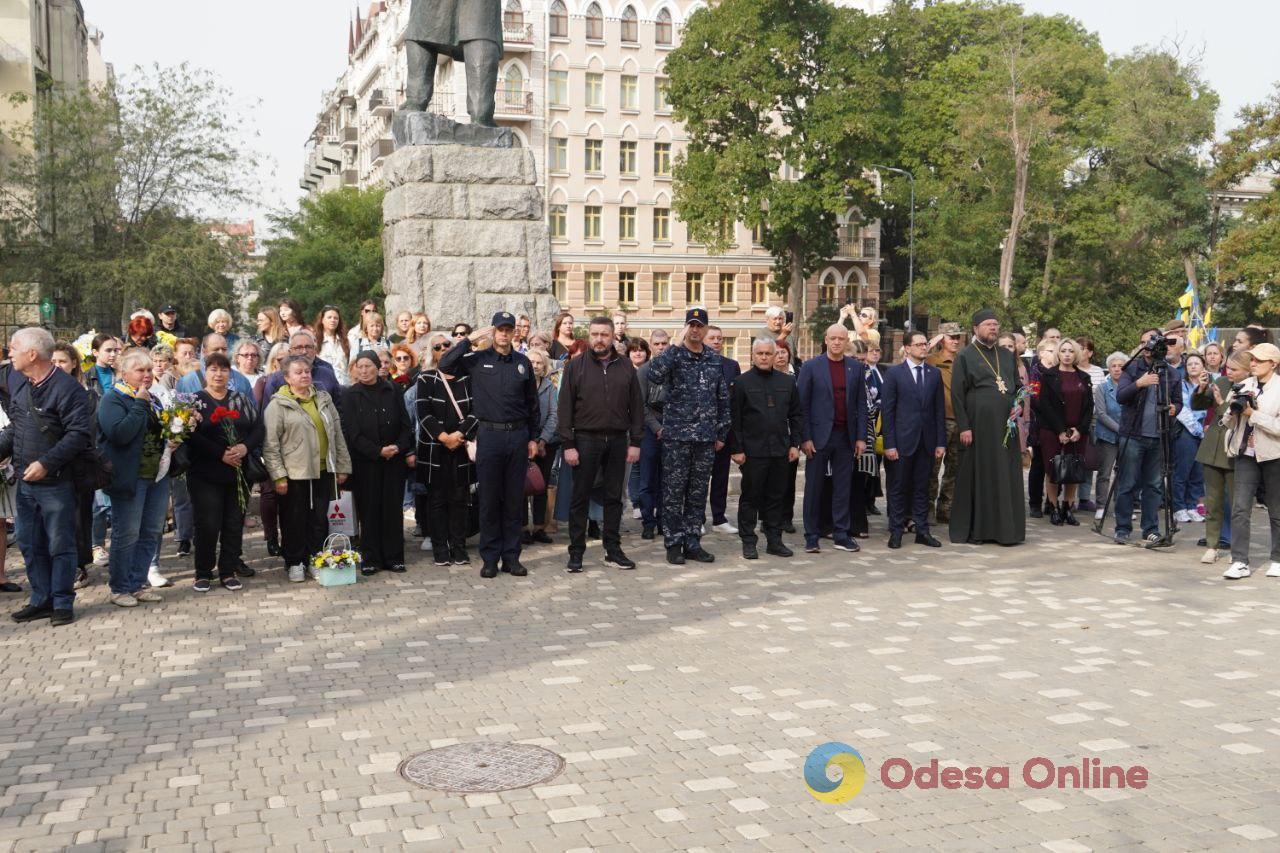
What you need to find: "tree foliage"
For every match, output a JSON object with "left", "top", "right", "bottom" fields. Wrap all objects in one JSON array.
[
  {"left": 0, "top": 64, "right": 258, "bottom": 330},
  {"left": 253, "top": 187, "right": 386, "bottom": 321}
]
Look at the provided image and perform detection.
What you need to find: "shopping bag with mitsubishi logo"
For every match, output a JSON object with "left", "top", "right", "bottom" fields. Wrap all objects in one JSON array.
[{"left": 327, "top": 490, "right": 356, "bottom": 537}]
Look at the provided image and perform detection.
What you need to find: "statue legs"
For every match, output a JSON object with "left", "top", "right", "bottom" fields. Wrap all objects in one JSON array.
[
  {"left": 462, "top": 39, "right": 500, "bottom": 127},
  {"left": 404, "top": 40, "right": 439, "bottom": 113}
]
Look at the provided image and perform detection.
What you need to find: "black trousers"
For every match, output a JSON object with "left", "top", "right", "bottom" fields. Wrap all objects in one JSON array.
[
  {"left": 1028, "top": 447, "right": 1045, "bottom": 508},
  {"left": 738, "top": 456, "right": 790, "bottom": 545},
  {"left": 351, "top": 461, "right": 406, "bottom": 569},
  {"left": 189, "top": 476, "right": 245, "bottom": 580},
  {"left": 887, "top": 449, "right": 934, "bottom": 535},
  {"left": 279, "top": 474, "right": 334, "bottom": 568},
  {"left": 476, "top": 426, "right": 528, "bottom": 566},
  {"left": 709, "top": 439, "right": 732, "bottom": 524},
  {"left": 429, "top": 483, "right": 470, "bottom": 552},
  {"left": 569, "top": 432, "right": 628, "bottom": 556},
  {"left": 414, "top": 492, "right": 431, "bottom": 537},
  {"left": 783, "top": 459, "right": 798, "bottom": 527}
]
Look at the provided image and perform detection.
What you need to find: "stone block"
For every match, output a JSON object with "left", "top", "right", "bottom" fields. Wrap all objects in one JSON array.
[
  {"left": 471, "top": 258, "right": 532, "bottom": 293},
  {"left": 467, "top": 185, "right": 542, "bottom": 221},
  {"left": 384, "top": 185, "right": 468, "bottom": 222},
  {"left": 383, "top": 219, "right": 434, "bottom": 258},
  {"left": 475, "top": 293, "right": 536, "bottom": 326},
  {"left": 432, "top": 146, "right": 533, "bottom": 185},
  {"left": 432, "top": 220, "right": 525, "bottom": 257},
  {"left": 421, "top": 259, "right": 475, "bottom": 322},
  {"left": 524, "top": 222, "right": 552, "bottom": 289},
  {"left": 382, "top": 147, "right": 433, "bottom": 188},
  {"left": 392, "top": 111, "right": 514, "bottom": 149}
]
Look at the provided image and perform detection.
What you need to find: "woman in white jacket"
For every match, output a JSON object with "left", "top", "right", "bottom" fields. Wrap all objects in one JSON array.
[{"left": 1222, "top": 342, "right": 1280, "bottom": 580}]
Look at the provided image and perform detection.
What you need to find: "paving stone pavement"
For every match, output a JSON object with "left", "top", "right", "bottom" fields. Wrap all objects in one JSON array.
[{"left": 1, "top": 498, "right": 1278, "bottom": 852}]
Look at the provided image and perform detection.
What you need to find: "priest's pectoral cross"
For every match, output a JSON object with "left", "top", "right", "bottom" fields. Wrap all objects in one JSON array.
[{"left": 996, "top": 376, "right": 1008, "bottom": 394}]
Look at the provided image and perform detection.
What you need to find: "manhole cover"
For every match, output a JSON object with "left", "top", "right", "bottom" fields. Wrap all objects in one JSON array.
[{"left": 398, "top": 742, "right": 565, "bottom": 793}]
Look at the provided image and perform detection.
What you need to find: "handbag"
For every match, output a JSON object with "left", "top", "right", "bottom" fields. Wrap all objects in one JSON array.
[
  {"left": 440, "top": 375, "right": 477, "bottom": 462},
  {"left": 241, "top": 452, "right": 271, "bottom": 484},
  {"left": 1049, "top": 451, "right": 1086, "bottom": 485},
  {"left": 524, "top": 461, "right": 546, "bottom": 497}
]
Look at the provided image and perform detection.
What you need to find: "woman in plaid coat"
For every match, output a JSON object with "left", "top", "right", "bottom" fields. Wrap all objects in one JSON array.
[{"left": 415, "top": 346, "right": 479, "bottom": 567}]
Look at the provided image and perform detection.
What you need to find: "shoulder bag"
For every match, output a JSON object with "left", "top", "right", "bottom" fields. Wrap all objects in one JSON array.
[{"left": 440, "top": 376, "right": 477, "bottom": 462}]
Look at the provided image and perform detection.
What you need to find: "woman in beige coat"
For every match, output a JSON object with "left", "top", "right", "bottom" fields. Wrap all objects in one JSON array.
[{"left": 263, "top": 356, "right": 352, "bottom": 582}]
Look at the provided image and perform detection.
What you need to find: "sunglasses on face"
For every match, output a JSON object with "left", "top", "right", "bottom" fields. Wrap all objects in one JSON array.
[
  {"left": 394, "top": 354, "right": 413, "bottom": 361},
  {"left": 434, "top": 343, "right": 451, "bottom": 351},
  {"left": 452, "top": 332, "right": 466, "bottom": 338}
]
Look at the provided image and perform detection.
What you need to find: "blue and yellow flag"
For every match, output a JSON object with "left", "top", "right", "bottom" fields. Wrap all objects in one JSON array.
[{"left": 1177, "top": 283, "right": 1217, "bottom": 350}]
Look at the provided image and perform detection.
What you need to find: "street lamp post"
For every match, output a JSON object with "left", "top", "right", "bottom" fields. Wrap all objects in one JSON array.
[{"left": 873, "top": 165, "right": 914, "bottom": 332}]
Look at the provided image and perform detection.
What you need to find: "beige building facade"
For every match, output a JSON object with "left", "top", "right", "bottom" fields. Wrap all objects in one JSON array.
[{"left": 303, "top": 0, "right": 881, "bottom": 361}]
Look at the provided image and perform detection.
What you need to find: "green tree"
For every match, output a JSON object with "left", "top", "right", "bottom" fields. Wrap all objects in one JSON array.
[
  {"left": 0, "top": 64, "right": 257, "bottom": 329},
  {"left": 254, "top": 187, "right": 386, "bottom": 320},
  {"left": 666, "top": 0, "right": 884, "bottom": 338}
]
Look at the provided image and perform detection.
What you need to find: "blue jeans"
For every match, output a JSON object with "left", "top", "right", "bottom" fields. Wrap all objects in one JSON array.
[
  {"left": 1171, "top": 430, "right": 1204, "bottom": 512},
  {"left": 171, "top": 476, "right": 194, "bottom": 541},
  {"left": 637, "top": 428, "right": 663, "bottom": 528},
  {"left": 91, "top": 489, "right": 111, "bottom": 547},
  {"left": 108, "top": 477, "right": 172, "bottom": 595},
  {"left": 1114, "top": 436, "right": 1162, "bottom": 537},
  {"left": 15, "top": 481, "right": 78, "bottom": 611}
]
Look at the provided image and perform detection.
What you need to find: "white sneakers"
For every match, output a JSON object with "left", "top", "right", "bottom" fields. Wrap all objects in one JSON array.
[
  {"left": 148, "top": 566, "right": 171, "bottom": 588},
  {"left": 1268, "top": 562, "right": 1280, "bottom": 578},
  {"left": 712, "top": 522, "right": 738, "bottom": 534},
  {"left": 134, "top": 589, "right": 163, "bottom": 603},
  {"left": 288, "top": 564, "right": 306, "bottom": 583},
  {"left": 1223, "top": 562, "right": 1252, "bottom": 580},
  {"left": 92, "top": 546, "right": 109, "bottom": 566},
  {"left": 631, "top": 507, "right": 642, "bottom": 520},
  {"left": 1201, "top": 548, "right": 1218, "bottom": 565},
  {"left": 110, "top": 592, "right": 138, "bottom": 607},
  {"left": 1175, "top": 509, "right": 1205, "bottom": 523}
]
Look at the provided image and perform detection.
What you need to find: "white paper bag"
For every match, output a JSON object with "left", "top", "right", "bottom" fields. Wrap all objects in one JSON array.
[{"left": 327, "top": 491, "right": 356, "bottom": 537}]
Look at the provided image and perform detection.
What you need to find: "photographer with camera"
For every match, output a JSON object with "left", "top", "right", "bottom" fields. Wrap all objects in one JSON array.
[
  {"left": 1112, "top": 329, "right": 1183, "bottom": 545},
  {"left": 1220, "top": 343, "right": 1280, "bottom": 580}
]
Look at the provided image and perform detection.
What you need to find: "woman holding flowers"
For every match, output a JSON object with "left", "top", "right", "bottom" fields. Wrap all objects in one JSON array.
[
  {"left": 98, "top": 348, "right": 187, "bottom": 608},
  {"left": 187, "top": 353, "right": 263, "bottom": 592},
  {"left": 341, "top": 351, "right": 414, "bottom": 575},
  {"left": 263, "top": 356, "right": 352, "bottom": 583}
]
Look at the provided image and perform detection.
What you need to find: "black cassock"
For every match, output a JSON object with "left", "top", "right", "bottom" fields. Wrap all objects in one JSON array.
[
  {"left": 948, "top": 341, "right": 1026, "bottom": 545},
  {"left": 340, "top": 379, "right": 414, "bottom": 570}
]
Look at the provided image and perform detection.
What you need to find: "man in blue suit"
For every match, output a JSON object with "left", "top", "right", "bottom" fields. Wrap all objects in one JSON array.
[
  {"left": 881, "top": 330, "right": 947, "bottom": 549},
  {"left": 798, "top": 324, "right": 868, "bottom": 553}
]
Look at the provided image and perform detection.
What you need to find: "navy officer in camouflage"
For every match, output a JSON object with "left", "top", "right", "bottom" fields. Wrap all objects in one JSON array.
[{"left": 644, "top": 308, "right": 730, "bottom": 565}]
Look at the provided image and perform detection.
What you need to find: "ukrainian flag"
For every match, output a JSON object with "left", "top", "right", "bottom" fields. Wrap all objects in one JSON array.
[{"left": 1178, "top": 283, "right": 1217, "bottom": 350}]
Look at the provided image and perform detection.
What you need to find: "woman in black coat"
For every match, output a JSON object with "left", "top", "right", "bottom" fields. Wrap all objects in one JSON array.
[
  {"left": 415, "top": 365, "right": 478, "bottom": 567},
  {"left": 341, "top": 351, "right": 415, "bottom": 575},
  {"left": 187, "top": 353, "right": 265, "bottom": 592},
  {"left": 1031, "top": 339, "right": 1093, "bottom": 526}
]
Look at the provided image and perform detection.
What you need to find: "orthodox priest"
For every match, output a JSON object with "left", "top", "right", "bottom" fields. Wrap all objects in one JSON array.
[
  {"left": 948, "top": 309, "right": 1026, "bottom": 545},
  {"left": 404, "top": 0, "right": 502, "bottom": 126}
]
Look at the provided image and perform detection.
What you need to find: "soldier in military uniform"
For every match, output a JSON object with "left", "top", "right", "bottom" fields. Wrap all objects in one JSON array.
[
  {"left": 405, "top": 0, "right": 503, "bottom": 126},
  {"left": 926, "top": 321, "right": 964, "bottom": 523},
  {"left": 644, "top": 309, "right": 730, "bottom": 565},
  {"left": 437, "top": 312, "right": 539, "bottom": 578}
]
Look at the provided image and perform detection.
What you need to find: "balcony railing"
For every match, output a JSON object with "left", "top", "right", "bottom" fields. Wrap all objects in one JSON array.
[
  {"left": 371, "top": 137, "right": 395, "bottom": 164},
  {"left": 835, "top": 237, "right": 878, "bottom": 259},
  {"left": 496, "top": 90, "right": 534, "bottom": 118},
  {"left": 340, "top": 125, "right": 359, "bottom": 149},
  {"left": 368, "top": 89, "right": 394, "bottom": 117},
  {"left": 503, "top": 21, "right": 533, "bottom": 43}
]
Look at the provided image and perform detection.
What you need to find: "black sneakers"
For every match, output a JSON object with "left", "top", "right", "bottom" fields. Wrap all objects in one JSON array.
[
  {"left": 604, "top": 551, "right": 636, "bottom": 570},
  {"left": 684, "top": 546, "right": 715, "bottom": 563},
  {"left": 742, "top": 543, "right": 759, "bottom": 560},
  {"left": 480, "top": 563, "right": 499, "bottom": 579},
  {"left": 666, "top": 546, "right": 685, "bottom": 565},
  {"left": 765, "top": 541, "right": 794, "bottom": 558},
  {"left": 506, "top": 560, "right": 528, "bottom": 577},
  {"left": 567, "top": 554, "right": 584, "bottom": 573}
]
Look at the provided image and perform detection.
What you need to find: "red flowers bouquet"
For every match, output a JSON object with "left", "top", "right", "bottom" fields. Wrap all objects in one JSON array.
[{"left": 209, "top": 405, "right": 248, "bottom": 510}]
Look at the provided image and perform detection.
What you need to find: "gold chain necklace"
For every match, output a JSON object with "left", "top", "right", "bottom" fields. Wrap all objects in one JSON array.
[{"left": 974, "top": 342, "right": 1008, "bottom": 394}]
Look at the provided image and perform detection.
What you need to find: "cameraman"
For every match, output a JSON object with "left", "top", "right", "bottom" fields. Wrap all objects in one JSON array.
[
  {"left": 1112, "top": 329, "right": 1183, "bottom": 545},
  {"left": 1221, "top": 343, "right": 1280, "bottom": 580}
]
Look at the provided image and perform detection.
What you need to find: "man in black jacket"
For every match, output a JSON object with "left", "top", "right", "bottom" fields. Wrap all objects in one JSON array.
[
  {"left": 729, "top": 337, "right": 805, "bottom": 559},
  {"left": 558, "top": 317, "right": 644, "bottom": 573},
  {"left": 1, "top": 328, "right": 93, "bottom": 626},
  {"left": 636, "top": 330, "right": 669, "bottom": 539}
]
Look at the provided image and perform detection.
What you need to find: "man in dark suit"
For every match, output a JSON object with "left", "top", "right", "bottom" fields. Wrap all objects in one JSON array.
[
  {"left": 881, "top": 330, "right": 947, "bottom": 549},
  {"left": 797, "top": 324, "right": 868, "bottom": 554},
  {"left": 705, "top": 325, "right": 742, "bottom": 534}
]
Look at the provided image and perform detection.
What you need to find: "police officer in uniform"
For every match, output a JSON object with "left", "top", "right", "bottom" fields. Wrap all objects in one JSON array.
[
  {"left": 645, "top": 308, "right": 730, "bottom": 565},
  {"left": 437, "top": 312, "right": 539, "bottom": 578}
]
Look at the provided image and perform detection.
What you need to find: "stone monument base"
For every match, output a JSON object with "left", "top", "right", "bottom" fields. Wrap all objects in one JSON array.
[
  {"left": 392, "top": 111, "right": 514, "bottom": 149},
  {"left": 382, "top": 145, "right": 558, "bottom": 331}
]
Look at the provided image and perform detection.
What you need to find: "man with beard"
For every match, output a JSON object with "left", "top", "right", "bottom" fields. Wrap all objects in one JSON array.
[
  {"left": 949, "top": 309, "right": 1026, "bottom": 545},
  {"left": 558, "top": 317, "right": 644, "bottom": 573}
]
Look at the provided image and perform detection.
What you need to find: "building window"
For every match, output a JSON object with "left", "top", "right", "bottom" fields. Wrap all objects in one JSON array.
[
  {"left": 584, "top": 138, "right": 603, "bottom": 173},
  {"left": 550, "top": 137, "right": 568, "bottom": 172},
  {"left": 723, "top": 336, "right": 737, "bottom": 360},
  {"left": 502, "top": 65, "right": 524, "bottom": 106},
  {"left": 584, "top": 205, "right": 602, "bottom": 239},
  {"left": 619, "top": 206, "right": 636, "bottom": 240},
  {"left": 718, "top": 274, "right": 735, "bottom": 305},
  {"left": 654, "top": 142, "right": 671, "bottom": 176},
  {"left": 619, "top": 140, "right": 637, "bottom": 175},
  {"left": 685, "top": 273, "right": 703, "bottom": 305},
  {"left": 549, "top": 70, "right": 568, "bottom": 106},
  {"left": 552, "top": 269, "right": 567, "bottom": 302},
  {"left": 619, "top": 271, "right": 636, "bottom": 304},
  {"left": 620, "top": 75, "right": 638, "bottom": 110},
  {"left": 549, "top": 204, "right": 566, "bottom": 238},
  {"left": 585, "top": 72, "right": 604, "bottom": 108},
  {"left": 653, "top": 207, "right": 670, "bottom": 241},
  {"left": 655, "top": 8, "right": 673, "bottom": 45},
  {"left": 655, "top": 77, "right": 671, "bottom": 112},
  {"left": 863, "top": 237, "right": 878, "bottom": 258},
  {"left": 751, "top": 221, "right": 766, "bottom": 244},
  {"left": 621, "top": 6, "right": 638, "bottom": 43},
  {"left": 585, "top": 270, "right": 603, "bottom": 305},
  {"left": 585, "top": 2, "right": 604, "bottom": 40},
  {"left": 549, "top": 0, "right": 568, "bottom": 37},
  {"left": 819, "top": 277, "right": 837, "bottom": 305},
  {"left": 751, "top": 273, "right": 769, "bottom": 304},
  {"left": 503, "top": 0, "right": 524, "bottom": 29},
  {"left": 653, "top": 272, "right": 671, "bottom": 305}
]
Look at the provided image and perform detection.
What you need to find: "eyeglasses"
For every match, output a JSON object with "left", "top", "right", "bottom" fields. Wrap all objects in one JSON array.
[
  {"left": 452, "top": 332, "right": 467, "bottom": 338},
  {"left": 433, "top": 343, "right": 451, "bottom": 351},
  {"left": 237, "top": 352, "right": 260, "bottom": 359},
  {"left": 394, "top": 354, "right": 413, "bottom": 361}
]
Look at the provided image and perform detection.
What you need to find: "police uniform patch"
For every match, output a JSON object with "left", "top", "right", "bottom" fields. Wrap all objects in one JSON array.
[{"left": 518, "top": 363, "right": 526, "bottom": 375}]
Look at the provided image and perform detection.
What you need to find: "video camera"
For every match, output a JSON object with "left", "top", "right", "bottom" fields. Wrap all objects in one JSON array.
[
  {"left": 1139, "top": 329, "right": 1177, "bottom": 362},
  {"left": 1229, "top": 384, "right": 1257, "bottom": 415}
]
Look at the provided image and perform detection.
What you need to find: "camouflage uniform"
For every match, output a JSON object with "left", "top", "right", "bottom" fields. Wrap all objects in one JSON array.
[
  {"left": 646, "top": 343, "right": 730, "bottom": 550},
  {"left": 927, "top": 348, "right": 959, "bottom": 522}
]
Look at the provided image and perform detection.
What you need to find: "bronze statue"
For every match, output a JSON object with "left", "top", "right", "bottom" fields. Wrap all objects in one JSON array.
[{"left": 404, "top": 0, "right": 503, "bottom": 127}]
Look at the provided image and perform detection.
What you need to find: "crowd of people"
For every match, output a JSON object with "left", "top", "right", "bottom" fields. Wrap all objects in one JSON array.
[{"left": 1, "top": 299, "right": 1275, "bottom": 628}]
